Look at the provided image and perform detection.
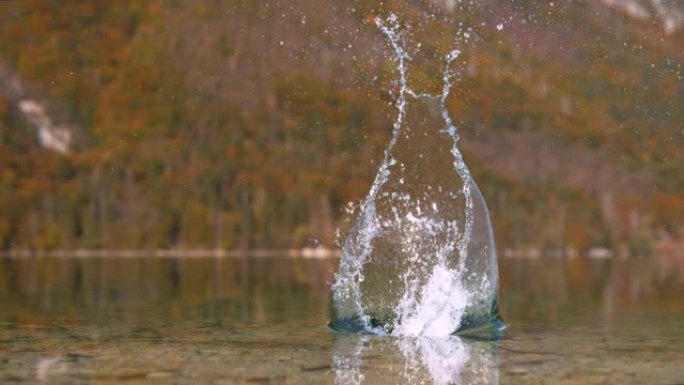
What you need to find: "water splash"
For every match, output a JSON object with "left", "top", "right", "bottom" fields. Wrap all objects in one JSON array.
[{"left": 331, "top": 14, "right": 502, "bottom": 338}]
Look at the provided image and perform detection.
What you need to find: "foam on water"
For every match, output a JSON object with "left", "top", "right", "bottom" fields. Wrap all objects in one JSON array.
[
  {"left": 394, "top": 264, "right": 468, "bottom": 336},
  {"left": 331, "top": 14, "right": 502, "bottom": 338}
]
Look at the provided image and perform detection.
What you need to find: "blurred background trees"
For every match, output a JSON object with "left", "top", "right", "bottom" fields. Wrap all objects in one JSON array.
[{"left": 0, "top": 0, "right": 682, "bottom": 254}]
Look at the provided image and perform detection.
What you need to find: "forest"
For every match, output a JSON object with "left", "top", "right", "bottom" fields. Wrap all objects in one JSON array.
[{"left": 0, "top": 0, "right": 682, "bottom": 254}]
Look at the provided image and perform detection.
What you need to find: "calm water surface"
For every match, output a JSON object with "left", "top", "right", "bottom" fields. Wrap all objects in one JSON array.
[{"left": 0, "top": 254, "right": 683, "bottom": 384}]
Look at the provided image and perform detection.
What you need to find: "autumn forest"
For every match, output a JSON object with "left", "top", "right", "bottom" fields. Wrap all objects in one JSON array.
[{"left": 0, "top": 0, "right": 682, "bottom": 254}]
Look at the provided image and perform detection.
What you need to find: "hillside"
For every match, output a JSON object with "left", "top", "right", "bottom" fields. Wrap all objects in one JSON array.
[{"left": 0, "top": 0, "right": 682, "bottom": 253}]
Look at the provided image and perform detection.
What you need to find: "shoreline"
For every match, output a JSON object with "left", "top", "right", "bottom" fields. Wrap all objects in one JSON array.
[
  {"left": 0, "top": 247, "right": 343, "bottom": 259},
  {"left": 0, "top": 245, "right": 681, "bottom": 259}
]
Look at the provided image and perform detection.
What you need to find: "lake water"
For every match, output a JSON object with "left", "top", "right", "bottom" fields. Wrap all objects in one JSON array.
[{"left": 0, "top": 254, "right": 682, "bottom": 384}]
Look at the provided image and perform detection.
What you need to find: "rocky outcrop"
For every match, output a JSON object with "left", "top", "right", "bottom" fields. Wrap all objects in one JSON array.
[
  {"left": 17, "top": 99, "right": 71, "bottom": 154},
  {"left": 600, "top": 0, "right": 684, "bottom": 34},
  {"left": 0, "top": 60, "right": 73, "bottom": 154}
]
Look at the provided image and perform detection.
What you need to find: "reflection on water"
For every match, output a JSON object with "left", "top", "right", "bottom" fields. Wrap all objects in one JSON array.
[
  {"left": 0, "top": 256, "right": 334, "bottom": 326},
  {"left": 332, "top": 336, "right": 369, "bottom": 385},
  {"left": 499, "top": 254, "right": 684, "bottom": 328},
  {"left": 0, "top": 254, "right": 681, "bottom": 383},
  {"left": 35, "top": 356, "right": 69, "bottom": 382},
  {"left": 1, "top": 254, "right": 681, "bottom": 328},
  {"left": 333, "top": 335, "right": 498, "bottom": 385}
]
